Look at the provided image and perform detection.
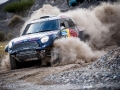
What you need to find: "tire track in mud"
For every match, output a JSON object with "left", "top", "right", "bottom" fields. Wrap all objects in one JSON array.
[{"left": 0, "top": 64, "right": 82, "bottom": 89}]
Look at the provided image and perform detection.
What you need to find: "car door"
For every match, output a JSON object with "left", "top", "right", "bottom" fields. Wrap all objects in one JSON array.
[{"left": 66, "top": 19, "right": 78, "bottom": 37}]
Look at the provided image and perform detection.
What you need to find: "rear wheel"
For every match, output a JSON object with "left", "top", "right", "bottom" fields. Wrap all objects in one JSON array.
[
  {"left": 9, "top": 54, "right": 18, "bottom": 70},
  {"left": 79, "top": 31, "right": 90, "bottom": 42},
  {"left": 79, "top": 31, "right": 85, "bottom": 41}
]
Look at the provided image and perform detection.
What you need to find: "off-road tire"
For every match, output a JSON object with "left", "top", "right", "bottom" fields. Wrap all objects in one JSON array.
[
  {"left": 79, "top": 31, "right": 85, "bottom": 41},
  {"left": 51, "top": 48, "right": 61, "bottom": 66},
  {"left": 79, "top": 31, "right": 90, "bottom": 42},
  {"left": 9, "top": 54, "right": 17, "bottom": 70}
]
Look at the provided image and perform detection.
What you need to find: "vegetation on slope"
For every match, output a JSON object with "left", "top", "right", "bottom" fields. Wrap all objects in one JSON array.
[{"left": 3, "top": 0, "right": 35, "bottom": 15}]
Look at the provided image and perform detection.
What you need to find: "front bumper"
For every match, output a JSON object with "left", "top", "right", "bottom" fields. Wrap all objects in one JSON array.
[{"left": 12, "top": 49, "right": 45, "bottom": 62}]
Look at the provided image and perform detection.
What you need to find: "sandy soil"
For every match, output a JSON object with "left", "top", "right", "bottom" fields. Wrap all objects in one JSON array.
[{"left": 0, "top": 64, "right": 82, "bottom": 90}]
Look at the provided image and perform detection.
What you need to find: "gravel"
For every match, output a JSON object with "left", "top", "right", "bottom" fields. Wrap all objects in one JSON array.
[{"left": 44, "top": 48, "right": 120, "bottom": 89}]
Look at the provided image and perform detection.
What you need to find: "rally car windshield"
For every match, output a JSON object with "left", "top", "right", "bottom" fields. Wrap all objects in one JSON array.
[{"left": 26, "top": 19, "right": 59, "bottom": 34}]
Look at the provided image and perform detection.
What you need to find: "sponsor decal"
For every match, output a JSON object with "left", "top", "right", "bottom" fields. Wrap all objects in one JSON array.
[
  {"left": 69, "top": 28, "right": 78, "bottom": 37},
  {"left": 61, "top": 28, "right": 78, "bottom": 37},
  {"left": 61, "top": 29, "right": 70, "bottom": 37}
]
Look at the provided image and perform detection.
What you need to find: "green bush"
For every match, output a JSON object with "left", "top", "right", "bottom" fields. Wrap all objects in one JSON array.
[
  {"left": 0, "top": 31, "right": 5, "bottom": 41},
  {"left": 3, "top": 0, "right": 35, "bottom": 14},
  {"left": 8, "top": 15, "right": 22, "bottom": 27}
]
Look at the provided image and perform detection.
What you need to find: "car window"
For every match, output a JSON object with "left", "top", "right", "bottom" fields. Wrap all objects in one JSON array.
[
  {"left": 67, "top": 19, "right": 75, "bottom": 27},
  {"left": 26, "top": 19, "right": 59, "bottom": 34},
  {"left": 60, "top": 22, "right": 66, "bottom": 29},
  {"left": 60, "top": 19, "right": 68, "bottom": 29}
]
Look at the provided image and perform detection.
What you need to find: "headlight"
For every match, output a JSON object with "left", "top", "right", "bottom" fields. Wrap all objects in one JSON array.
[
  {"left": 8, "top": 42, "right": 12, "bottom": 48},
  {"left": 41, "top": 36, "right": 49, "bottom": 43}
]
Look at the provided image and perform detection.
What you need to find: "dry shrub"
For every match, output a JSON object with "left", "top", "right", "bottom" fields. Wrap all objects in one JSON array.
[
  {"left": 7, "top": 33, "right": 13, "bottom": 40},
  {"left": 0, "top": 31, "right": 5, "bottom": 41},
  {"left": 3, "top": 0, "right": 35, "bottom": 15},
  {"left": 8, "top": 15, "right": 22, "bottom": 27}
]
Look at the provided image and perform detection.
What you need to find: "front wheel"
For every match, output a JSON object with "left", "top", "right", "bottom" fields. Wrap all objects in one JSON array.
[
  {"left": 50, "top": 48, "right": 61, "bottom": 66},
  {"left": 9, "top": 54, "right": 18, "bottom": 70}
]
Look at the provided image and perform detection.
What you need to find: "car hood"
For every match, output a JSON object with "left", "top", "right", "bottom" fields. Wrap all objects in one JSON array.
[{"left": 10, "top": 30, "right": 59, "bottom": 44}]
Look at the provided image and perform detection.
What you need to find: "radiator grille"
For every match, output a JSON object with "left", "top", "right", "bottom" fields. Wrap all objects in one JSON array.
[{"left": 12, "top": 41, "right": 39, "bottom": 51}]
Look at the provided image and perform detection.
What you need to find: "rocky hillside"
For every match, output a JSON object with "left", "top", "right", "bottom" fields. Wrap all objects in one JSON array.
[
  {"left": 0, "top": 0, "right": 20, "bottom": 20},
  {"left": 0, "top": 0, "right": 118, "bottom": 38},
  {"left": 0, "top": 0, "right": 48, "bottom": 38}
]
